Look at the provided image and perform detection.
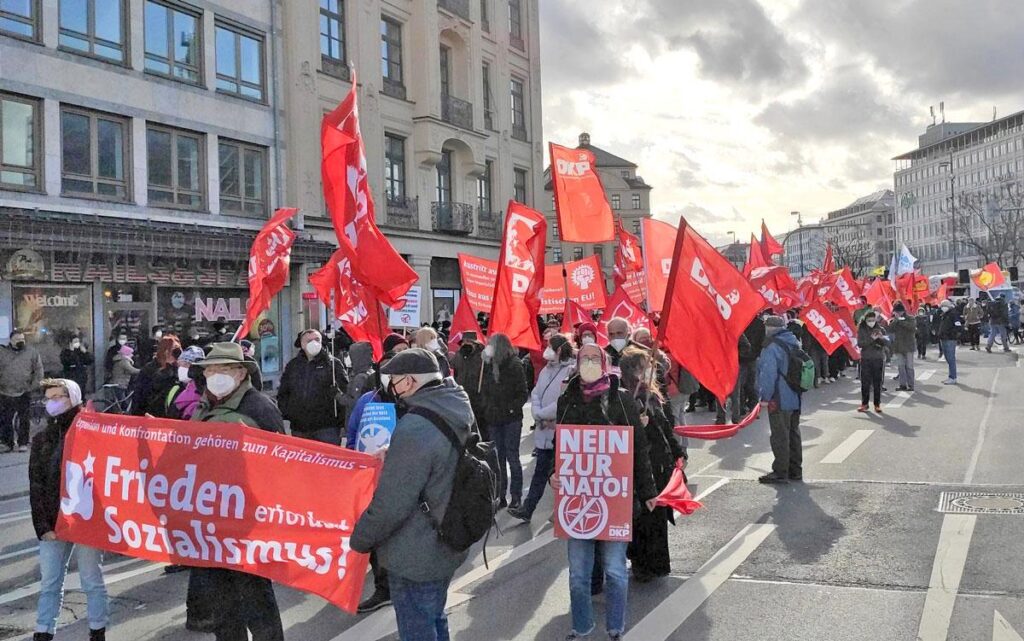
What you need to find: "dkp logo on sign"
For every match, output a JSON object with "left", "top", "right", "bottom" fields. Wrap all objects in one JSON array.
[
  {"left": 555, "top": 424, "right": 634, "bottom": 542},
  {"left": 690, "top": 257, "right": 740, "bottom": 321},
  {"left": 555, "top": 156, "right": 592, "bottom": 177}
]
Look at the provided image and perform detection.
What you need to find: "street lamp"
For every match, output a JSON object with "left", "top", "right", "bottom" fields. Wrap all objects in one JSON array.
[
  {"left": 939, "top": 151, "right": 959, "bottom": 272},
  {"left": 791, "top": 211, "right": 804, "bottom": 276}
]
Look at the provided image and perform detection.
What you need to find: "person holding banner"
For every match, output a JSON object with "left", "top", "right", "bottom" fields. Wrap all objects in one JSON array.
[
  {"left": 555, "top": 343, "right": 658, "bottom": 641},
  {"left": 29, "top": 378, "right": 109, "bottom": 641}
]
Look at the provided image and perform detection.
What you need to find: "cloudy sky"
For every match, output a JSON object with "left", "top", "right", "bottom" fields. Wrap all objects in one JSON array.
[{"left": 539, "top": 0, "right": 1024, "bottom": 245}]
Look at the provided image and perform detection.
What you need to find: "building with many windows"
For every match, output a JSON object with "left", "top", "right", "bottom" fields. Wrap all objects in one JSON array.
[
  {"left": 279, "top": 0, "right": 544, "bottom": 325},
  {"left": 781, "top": 223, "right": 826, "bottom": 278},
  {"left": 542, "top": 133, "right": 652, "bottom": 291},
  {"left": 893, "top": 112, "right": 1024, "bottom": 274},
  {"left": 821, "top": 189, "right": 895, "bottom": 274},
  {"left": 0, "top": 0, "right": 332, "bottom": 389}
]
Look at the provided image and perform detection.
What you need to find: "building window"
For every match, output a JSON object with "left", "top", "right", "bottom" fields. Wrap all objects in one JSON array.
[
  {"left": 632, "top": 219, "right": 640, "bottom": 235},
  {"left": 482, "top": 63, "right": 494, "bottom": 130},
  {"left": 573, "top": 246, "right": 583, "bottom": 260},
  {"left": 510, "top": 76, "right": 526, "bottom": 140},
  {"left": 146, "top": 125, "right": 204, "bottom": 209},
  {"left": 611, "top": 194, "right": 620, "bottom": 209},
  {"left": 553, "top": 247, "right": 562, "bottom": 263},
  {"left": 218, "top": 139, "right": 266, "bottom": 215},
  {"left": 59, "top": 0, "right": 127, "bottom": 63},
  {"left": 1, "top": 0, "right": 39, "bottom": 40},
  {"left": 513, "top": 167, "right": 527, "bottom": 203},
  {"left": 60, "top": 106, "right": 130, "bottom": 200},
  {"left": 631, "top": 193, "right": 640, "bottom": 209},
  {"left": 436, "top": 150, "right": 453, "bottom": 204},
  {"left": 593, "top": 245, "right": 604, "bottom": 263},
  {"left": 144, "top": 1, "right": 201, "bottom": 83},
  {"left": 621, "top": 170, "right": 630, "bottom": 178},
  {"left": 384, "top": 133, "right": 405, "bottom": 201},
  {"left": 0, "top": 93, "right": 42, "bottom": 190},
  {"left": 439, "top": 45, "right": 451, "bottom": 97},
  {"left": 320, "top": 0, "right": 346, "bottom": 77},
  {"left": 215, "top": 24, "right": 264, "bottom": 101},
  {"left": 380, "top": 17, "right": 403, "bottom": 88},
  {"left": 508, "top": 0, "right": 523, "bottom": 48},
  {"left": 480, "top": 0, "right": 489, "bottom": 32},
  {"left": 478, "top": 160, "right": 493, "bottom": 214}
]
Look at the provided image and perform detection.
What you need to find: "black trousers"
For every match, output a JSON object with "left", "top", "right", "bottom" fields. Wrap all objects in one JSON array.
[
  {"left": 192, "top": 568, "right": 283, "bottom": 641},
  {"left": 768, "top": 410, "right": 802, "bottom": 478},
  {"left": 628, "top": 506, "right": 671, "bottom": 577},
  {"left": 0, "top": 393, "right": 31, "bottom": 447},
  {"left": 916, "top": 337, "right": 928, "bottom": 358},
  {"left": 861, "top": 360, "right": 884, "bottom": 407},
  {"left": 967, "top": 324, "right": 981, "bottom": 348}
]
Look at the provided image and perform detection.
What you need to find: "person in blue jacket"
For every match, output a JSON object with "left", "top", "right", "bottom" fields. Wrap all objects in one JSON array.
[{"left": 756, "top": 315, "right": 803, "bottom": 485}]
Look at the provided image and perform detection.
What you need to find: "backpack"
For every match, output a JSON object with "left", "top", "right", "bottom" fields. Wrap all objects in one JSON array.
[
  {"left": 771, "top": 338, "right": 815, "bottom": 394},
  {"left": 409, "top": 407, "right": 499, "bottom": 554}
]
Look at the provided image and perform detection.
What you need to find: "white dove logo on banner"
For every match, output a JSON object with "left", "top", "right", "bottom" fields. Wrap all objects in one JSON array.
[{"left": 60, "top": 451, "right": 95, "bottom": 520}]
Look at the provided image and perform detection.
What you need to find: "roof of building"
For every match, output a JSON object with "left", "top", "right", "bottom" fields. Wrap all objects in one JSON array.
[
  {"left": 580, "top": 143, "right": 637, "bottom": 168},
  {"left": 893, "top": 109, "right": 1024, "bottom": 160}
]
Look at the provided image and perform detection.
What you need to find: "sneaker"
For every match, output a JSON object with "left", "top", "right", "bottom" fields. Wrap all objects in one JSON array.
[
  {"left": 163, "top": 564, "right": 188, "bottom": 574},
  {"left": 758, "top": 473, "right": 789, "bottom": 484},
  {"left": 509, "top": 498, "right": 522, "bottom": 511},
  {"left": 895, "top": 386, "right": 908, "bottom": 392},
  {"left": 33, "top": 634, "right": 54, "bottom": 641},
  {"left": 875, "top": 405, "right": 883, "bottom": 414},
  {"left": 857, "top": 405, "right": 868, "bottom": 413},
  {"left": 89, "top": 629, "right": 105, "bottom": 641},
  {"left": 943, "top": 379, "right": 958, "bottom": 385},
  {"left": 357, "top": 590, "right": 392, "bottom": 614},
  {"left": 986, "top": 347, "right": 992, "bottom": 353},
  {"left": 565, "top": 631, "right": 592, "bottom": 641},
  {"left": 608, "top": 633, "right": 624, "bottom": 641},
  {"left": 507, "top": 506, "right": 531, "bottom": 523}
]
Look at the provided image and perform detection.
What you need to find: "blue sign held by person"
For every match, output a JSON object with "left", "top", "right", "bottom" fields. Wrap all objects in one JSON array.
[{"left": 357, "top": 403, "right": 397, "bottom": 454}]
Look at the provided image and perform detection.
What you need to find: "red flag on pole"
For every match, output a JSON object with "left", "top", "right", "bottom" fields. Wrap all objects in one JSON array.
[
  {"left": 834, "top": 307, "right": 861, "bottom": 360},
  {"left": 614, "top": 220, "right": 646, "bottom": 305},
  {"left": 799, "top": 300, "right": 847, "bottom": 356},
  {"left": 748, "top": 265, "right": 798, "bottom": 313},
  {"left": 760, "top": 220, "right": 784, "bottom": 259},
  {"left": 322, "top": 73, "right": 417, "bottom": 306},
  {"left": 490, "top": 201, "right": 548, "bottom": 350},
  {"left": 972, "top": 262, "right": 1006, "bottom": 290},
  {"left": 447, "top": 296, "right": 485, "bottom": 353},
  {"left": 309, "top": 247, "right": 390, "bottom": 360},
  {"left": 864, "top": 279, "right": 895, "bottom": 319},
  {"left": 642, "top": 218, "right": 678, "bottom": 313},
  {"left": 658, "top": 219, "right": 765, "bottom": 401},
  {"left": 236, "top": 207, "right": 300, "bottom": 341},
  {"left": 549, "top": 142, "right": 615, "bottom": 242},
  {"left": 604, "top": 287, "right": 652, "bottom": 334},
  {"left": 742, "top": 233, "right": 771, "bottom": 278},
  {"left": 822, "top": 243, "right": 835, "bottom": 273}
]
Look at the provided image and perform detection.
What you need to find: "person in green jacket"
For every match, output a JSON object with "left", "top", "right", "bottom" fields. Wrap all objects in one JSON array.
[{"left": 889, "top": 302, "right": 918, "bottom": 392}]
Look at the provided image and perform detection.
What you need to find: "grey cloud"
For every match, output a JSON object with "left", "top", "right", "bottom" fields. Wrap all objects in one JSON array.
[{"left": 539, "top": 1, "right": 633, "bottom": 94}]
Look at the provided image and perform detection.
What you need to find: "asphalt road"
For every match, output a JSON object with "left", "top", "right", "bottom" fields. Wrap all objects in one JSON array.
[{"left": 1, "top": 347, "right": 1022, "bottom": 641}]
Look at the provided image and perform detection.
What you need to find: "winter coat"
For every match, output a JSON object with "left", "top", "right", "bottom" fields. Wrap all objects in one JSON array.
[
  {"left": 0, "top": 344, "right": 43, "bottom": 397},
  {"left": 110, "top": 353, "right": 139, "bottom": 387},
  {"left": 351, "top": 379, "right": 474, "bottom": 582},
  {"left": 889, "top": 316, "right": 918, "bottom": 354},
  {"left": 60, "top": 347, "right": 94, "bottom": 390},
  {"left": 556, "top": 376, "right": 659, "bottom": 514},
  {"left": 636, "top": 394, "right": 685, "bottom": 493},
  {"left": 745, "top": 316, "right": 767, "bottom": 361},
  {"left": 1011, "top": 303, "right": 1022, "bottom": 329},
  {"left": 130, "top": 361, "right": 177, "bottom": 417},
  {"left": 481, "top": 355, "right": 529, "bottom": 426},
  {"left": 916, "top": 314, "right": 932, "bottom": 340},
  {"left": 938, "top": 309, "right": 963, "bottom": 341},
  {"left": 166, "top": 380, "right": 202, "bottom": 420},
  {"left": 530, "top": 360, "right": 572, "bottom": 449},
  {"left": 451, "top": 342, "right": 486, "bottom": 421},
  {"left": 857, "top": 323, "right": 889, "bottom": 363},
  {"left": 989, "top": 299, "right": 1010, "bottom": 326},
  {"left": 29, "top": 405, "right": 81, "bottom": 539},
  {"left": 964, "top": 303, "right": 983, "bottom": 325},
  {"left": 757, "top": 330, "right": 802, "bottom": 412},
  {"left": 853, "top": 305, "right": 874, "bottom": 326},
  {"left": 344, "top": 342, "right": 375, "bottom": 410},
  {"left": 192, "top": 379, "right": 284, "bottom": 433},
  {"left": 276, "top": 351, "right": 349, "bottom": 433}
]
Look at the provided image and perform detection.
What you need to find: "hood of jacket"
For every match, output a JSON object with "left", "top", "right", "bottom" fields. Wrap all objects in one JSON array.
[
  {"left": 767, "top": 328, "right": 800, "bottom": 349},
  {"left": 402, "top": 378, "right": 474, "bottom": 439},
  {"left": 349, "top": 342, "right": 374, "bottom": 373}
]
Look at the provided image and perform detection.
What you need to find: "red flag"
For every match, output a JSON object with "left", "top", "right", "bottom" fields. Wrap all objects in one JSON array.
[
  {"left": 614, "top": 220, "right": 646, "bottom": 305},
  {"left": 322, "top": 74, "right": 417, "bottom": 306},
  {"left": 658, "top": 218, "right": 764, "bottom": 401},
  {"left": 458, "top": 254, "right": 498, "bottom": 315},
  {"left": 549, "top": 142, "right": 615, "bottom": 242},
  {"left": 826, "top": 267, "right": 862, "bottom": 309},
  {"left": 653, "top": 461, "right": 702, "bottom": 515},
  {"left": 760, "top": 220, "right": 784, "bottom": 259},
  {"left": 490, "top": 201, "right": 548, "bottom": 350},
  {"left": 822, "top": 242, "right": 835, "bottom": 273},
  {"left": 642, "top": 218, "right": 678, "bottom": 313},
  {"left": 742, "top": 233, "right": 771, "bottom": 277},
  {"left": 973, "top": 262, "right": 1006, "bottom": 290},
  {"left": 560, "top": 299, "right": 608, "bottom": 346},
  {"left": 799, "top": 300, "right": 847, "bottom": 356},
  {"left": 616, "top": 270, "right": 646, "bottom": 306},
  {"left": 604, "top": 287, "right": 652, "bottom": 334},
  {"left": 674, "top": 404, "right": 761, "bottom": 440},
  {"left": 929, "top": 281, "right": 949, "bottom": 305},
  {"left": 447, "top": 296, "right": 485, "bottom": 352},
  {"left": 864, "top": 279, "right": 894, "bottom": 319},
  {"left": 834, "top": 308, "right": 861, "bottom": 360},
  {"left": 309, "top": 247, "right": 389, "bottom": 360},
  {"left": 748, "top": 265, "right": 798, "bottom": 313},
  {"left": 540, "top": 264, "right": 567, "bottom": 314},
  {"left": 566, "top": 255, "right": 608, "bottom": 310},
  {"left": 236, "top": 207, "right": 299, "bottom": 340}
]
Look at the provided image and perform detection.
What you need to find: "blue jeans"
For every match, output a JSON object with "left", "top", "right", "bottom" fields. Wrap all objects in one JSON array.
[
  {"left": 491, "top": 420, "right": 523, "bottom": 502},
  {"left": 520, "top": 448, "right": 554, "bottom": 517},
  {"left": 940, "top": 339, "right": 958, "bottom": 380},
  {"left": 567, "top": 539, "right": 628, "bottom": 636},
  {"left": 987, "top": 324, "right": 1009, "bottom": 350},
  {"left": 389, "top": 574, "right": 451, "bottom": 641},
  {"left": 36, "top": 540, "right": 108, "bottom": 634}
]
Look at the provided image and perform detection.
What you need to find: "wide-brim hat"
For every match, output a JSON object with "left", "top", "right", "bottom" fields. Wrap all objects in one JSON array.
[{"left": 195, "top": 342, "right": 259, "bottom": 374}]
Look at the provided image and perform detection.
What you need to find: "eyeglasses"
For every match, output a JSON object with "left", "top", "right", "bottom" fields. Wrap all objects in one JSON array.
[{"left": 579, "top": 356, "right": 603, "bottom": 366}]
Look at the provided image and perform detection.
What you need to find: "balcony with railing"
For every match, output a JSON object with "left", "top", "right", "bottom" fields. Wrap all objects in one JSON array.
[
  {"left": 383, "top": 196, "right": 419, "bottom": 230},
  {"left": 441, "top": 94, "right": 474, "bottom": 131},
  {"left": 438, "top": 0, "right": 470, "bottom": 21},
  {"left": 477, "top": 209, "right": 503, "bottom": 240},
  {"left": 432, "top": 202, "right": 475, "bottom": 235}
]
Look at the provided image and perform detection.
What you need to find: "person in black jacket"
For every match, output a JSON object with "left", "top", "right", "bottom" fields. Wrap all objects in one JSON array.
[
  {"left": 916, "top": 307, "right": 932, "bottom": 358},
  {"left": 481, "top": 332, "right": 529, "bottom": 509},
  {"left": 60, "top": 334, "right": 94, "bottom": 393},
  {"left": 29, "top": 379, "right": 109, "bottom": 641},
  {"left": 451, "top": 332, "right": 487, "bottom": 437},
  {"left": 620, "top": 348, "right": 685, "bottom": 582},
  {"left": 276, "top": 329, "right": 349, "bottom": 444},
  {"left": 555, "top": 343, "right": 658, "bottom": 640},
  {"left": 937, "top": 299, "right": 962, "bottom": 384},
  {"left": 130, "top": 335, "right": 182, "bottom": 417},
  {"left": 986, "top": 293, "right": 1011, "bottom": 353}
]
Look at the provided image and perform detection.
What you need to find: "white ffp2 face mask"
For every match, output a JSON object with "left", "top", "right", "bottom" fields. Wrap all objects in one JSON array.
[
  {"left": 205, "top": 373, "right": 239, "bottom": 398},
  {"left": 426, "top": 339, "right": 440, "bottom": 352},
  {"left": 304, "top": 341, "right": 323, "bottom": 357},
  {"left": 579, "top": 361, "right": 603, "bottom": 383},
  {"left": 610, "top": 338, "right": 627, "bottom": 352},
  {"left": 543, "top": 347, "right": 557, "bottom": 361},
  {"left": 581, "top": 336, "right": 596, "bottom": 346}
]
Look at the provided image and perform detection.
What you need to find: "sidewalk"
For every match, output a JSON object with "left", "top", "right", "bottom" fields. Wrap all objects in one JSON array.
[{"left": 0, "top": 449, "right": 29, "bottom": 500}]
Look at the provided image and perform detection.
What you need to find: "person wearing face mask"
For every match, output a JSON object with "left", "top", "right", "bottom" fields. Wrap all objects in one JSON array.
[
  {"left": 480, "top": 333, "right": 530, "bottom": 510},
  {"left": 188, "top": 343, "right": 284, "bottom": 641},
  {"left": 508, "top": 334, "right": 574, "bottom": 523},
  {"left": 351, "top": 349, "right": 475, "bottom": 641},
  {"left": 451, "top": 331, "right": 488, "bottom": 438},
  {"left": 276, "top": 329, "right": 349, "bottom": 445},
  {"left": 29, "top": 378, "right": 109, "bottom": 641},
  {"left": 937, "top": 299, "right": 963, "bottom": 384},
  {"left": 575, "top": 322, "right": 600, "bottom": 350},
  {"left": 857, "top": 311, "right": 889, "bottom": 412},
  {"left": 162, "top": 346, "right": 206, "bottom": 421},
  {"left": 103, "top": 330, "right": 130, "bottom": 382},
  {"left": 130, "top": 335, "right": 182, "bottom": 418},
  {"left": 553, "top": 344, "right": 658, "bottom": 640},
  {"left": 414, "top": 327, "right": 451, "bottom": 377},
  {"left": 605, "top": 317, "right": 640, "bottom": 367},
  {"left": 60, "top": 334, "right": 93, "bottom": 393},
  {"left": 756, "top": 316, "right": 805, "bottom": 484},
  {"left": 137, "top": 325, "right": 164, "bottom": 366},
  {"left": 916, "top": 306, "right": 932, "bottom": 359},
  {"left": 0, "top": 329, "right": 44, "bottom": 452},
  {"left": 109, "top": 345, "right": 140, "bottom": 388},
  {"left": 889, "top": 302, "right": 918, "bottom": 392}
]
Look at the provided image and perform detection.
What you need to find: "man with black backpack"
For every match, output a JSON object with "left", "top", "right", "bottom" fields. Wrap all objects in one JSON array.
[
  {"left": 756, "top": 315, "right": 808, "bottom": 484},
  {"left": 352, "top": 348, "right": 487, "bottom": 641}
]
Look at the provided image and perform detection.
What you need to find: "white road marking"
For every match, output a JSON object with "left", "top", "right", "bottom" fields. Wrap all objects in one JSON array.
[
  {"left": 964, "top": 369, "right": 1001, "bottom": 484},
  {"left": 622, "top": 523, "right": 776, "bottom": 641},
  {"left": 0, "top": 509, "right": 31, "bottom": 525},
  {"left": 0, "top": 557, "right": 163, "bottom": 606},
  {"left": 916, "top": 514, "right": 977, "bottom": 641},
  {"left": 994, "top": 610, "right": 1024, "bottom": 641},
  {"left": 0, "top": 544, "right": 36, "bottom": 562},
  {"left": 693, "top": 478, "right": 728, "bottom": 502},
  {"left": 820, "top": 430, "right": 875, "bottom": 464},
  {"left": 886, "top": 391, "right": 913, "bottom": 409},
  {"left": 917, "top": 370, "right": 936, "bottom": 381}
]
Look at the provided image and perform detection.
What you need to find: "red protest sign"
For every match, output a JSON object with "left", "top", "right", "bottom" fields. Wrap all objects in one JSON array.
[
  {"left": 565, "top": 255, "right": 608, "bottom": 311},
  {"left": 540, "top": 264, "right": 567, "bottom": 314},
  {"left": 799, "top": 300, "right": 847, "bottom": 356},
  {"left": 55, "top": 412, "right": 380, "bottom": 613},
  {"left": 554, "top": 424, "right": 634, "bottom": 542},
  {"left": 458, "top": 253, "right": 498, "bottom": 315}
]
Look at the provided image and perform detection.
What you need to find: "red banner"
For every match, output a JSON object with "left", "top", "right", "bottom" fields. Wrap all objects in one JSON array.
[
  {"left": 554, "top": 424, "right": 633, "bottom": 541},
  {"left": 458, "top": 254, "right": 499, "bottom": 315},
  {"left": 566, "top": 255, "right": 608, "bottom": 311},
  {"left": 799, "top": 300, "right": 846, "bottom": 356},
  {"left": 237, "top": 207, "right": 299, "bottom": 340},
  {"left": 55, "top": 412, "right": 380, "bottom": 613},
  {"left": 675, "top": 404, "right": 761, "bottom": 440},
  {"left": 604, "top": 287, "right": 652, "bottom": 334},
  {"left": 658, "top": 219, "right": 765, "bottom": 401},
  {"left": 642, "top": 218, "right": 678, "bottom": 313},
  {"left": 973, "top": 262, "right": 1006, "bottom": 290},
  {"left": 490, "top": 201, "right": 548, "bottom": 350},
  {"left": 834, "top": 308, "right": 861, "bottom": 360},
  {"left": 616, "top": 270, "right": 645, "bottom": 306},
  {"left": 540, "top": 264, "right": 567, "bottom": 314},
  {"left": 550, "top": 142, "right": 615, "bottom": 243},
  {"left": 865, "top": 278, "right": 895, "bottom": 319}
]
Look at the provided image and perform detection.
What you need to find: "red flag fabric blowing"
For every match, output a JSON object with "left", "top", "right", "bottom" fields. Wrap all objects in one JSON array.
[
  {"left": 973, "top": 262, "right": 1006, "bottom": 290},
  {"left": 743, "top": 233, "right": 771, "bottom": 278},
  {"left": 642, "top": 218, "right": 678, "bottom": 313},
  {"left": 447, "top": 296, "right": 485, "bottom": 352},
  {"left": 653, "top": 461, "right": 702, "bottom": 515},
  {"left": 458, "top": 254, "right": 499, "bottom": 315},
  {"left": 604, "top": 287, "right": 652, "bottom": 334},
  {"left": 760, "top": 220, "right": 784, "bottom": 259},
  {"left": 236, "top": 207, "right": 299, "bottom": 340},
  {"left": 549, "top": 142, "right": 615, "bottom": 243},
  {"left": 490, "top": 201, "right": 548, "bottom": 350},
  {"left": 799, "top": 301, "right": 847, "bottom": 356},
  {"left": 309, "top": 247, "right": 389, "bottom": 360}
]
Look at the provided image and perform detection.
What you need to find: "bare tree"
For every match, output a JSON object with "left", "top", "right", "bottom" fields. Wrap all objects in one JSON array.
[
  {"left": 823, "top": 222, "right": 875, "bottom": 277},
  {"left": 953, "top": 179, "right": 1024, "bottom": 267}
]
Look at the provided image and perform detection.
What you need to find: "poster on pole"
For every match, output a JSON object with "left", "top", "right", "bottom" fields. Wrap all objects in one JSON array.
[
  {"left": 356, "top": 403, "right": 397, "bottom": 454},
  {"left": 554, "top": 424, "right": 634, "bottom": 542},
  {"left": 388, "top": 286, "right": 421, "bottom": 328}
]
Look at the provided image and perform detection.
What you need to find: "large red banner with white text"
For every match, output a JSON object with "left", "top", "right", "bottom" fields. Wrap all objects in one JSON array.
[
  {"left": 565, "top": 255, "right": 608, "bottom": 311},
  {"left": 55, "top": 412, "right": 380, "bottom": 613},
  {"left": 799, "top": 300, "right": 847, "bottom": 356},
  {"left": 540, "top": 264, "right": 567, "bottom": 314},
  {"left": 458, "top": 254, "right": 498, "bottom": 315},
  {"left": 489, "top": 201, "right": 548, "bottom": 350},
  {"left": 554, "top": 424, "right": 633, "bottom": 542}
]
